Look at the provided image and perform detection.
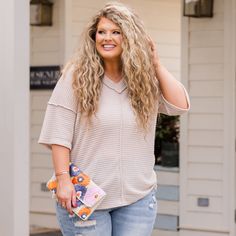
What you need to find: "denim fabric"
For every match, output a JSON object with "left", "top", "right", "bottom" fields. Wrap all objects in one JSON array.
[{"left": 56, "top": 188, "right": 158, "bottom": 236}]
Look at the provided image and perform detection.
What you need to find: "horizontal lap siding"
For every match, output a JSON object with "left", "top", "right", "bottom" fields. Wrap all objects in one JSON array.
[
  {"left": 189, "top": 114, "right": 223, "bottom": 130},
  {"left": 188, "top": 163, "right": 223, "bottom": 180},
  {"left": 190, "top": 81, "right": 223, "bottom": 97},
  {"left": 184, "top": 212, "right": 226, "bottom": 231},
  {"left": 30, "top": 213, "right": 59, "bottom": 229},
  {"left": 30, "top": 0, "right": 64, "bottom": 227},
  {"left": 188, "top": 146, "right": 223, "bottom": 163},
  {"left": 71, "top": 0, "right": 181, "bottom": 80},
  {"left": 189, "top": 64, "right": 223, "bottom": 80},
  {"left": 181, "top": 0, "right": 227, "bottom": 233},
  {"left": 188, "top": 179, "right": 222, "bottom": 196},
  {"left": 30, "top": 1, "right": 63, "bottom": 66},
  {"left": 188, "top": 130, "right": 223, "bottom": 146},
  {"left": 190, "top": 97, "right": 223, "bottom": 113}
]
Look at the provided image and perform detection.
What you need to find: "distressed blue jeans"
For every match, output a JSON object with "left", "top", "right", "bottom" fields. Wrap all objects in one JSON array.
[{"left": 56, "top": 187, "right": 158, "bottom": 236}]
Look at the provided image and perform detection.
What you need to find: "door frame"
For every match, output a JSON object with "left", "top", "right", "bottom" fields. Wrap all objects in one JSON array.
[{"left": 224, "top": 0, "right": 236, "bottom": 235}]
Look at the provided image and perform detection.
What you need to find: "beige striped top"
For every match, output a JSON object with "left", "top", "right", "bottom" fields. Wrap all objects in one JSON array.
[{"left": 38, "top": 69, "right": 190, "bottom": 209}]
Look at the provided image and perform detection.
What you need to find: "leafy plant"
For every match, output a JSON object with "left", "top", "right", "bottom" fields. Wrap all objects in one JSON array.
[
  {"left": 155, "top": 114, "right": 180, "bottom": 143},
  {"left": 154, "top": 114, "right": 180, "bottom": 166}
]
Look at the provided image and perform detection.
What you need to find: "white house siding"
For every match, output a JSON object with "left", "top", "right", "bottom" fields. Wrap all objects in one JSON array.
[
  {"left": 68, "top": 0, "right": 181, "bottom": 79},
  {"left": 180, "top": 0, "right": 234, "bottom": 235},
  {"left": 30, "top": 0, "right": 182, "bottom": 231},
  {"left": 30, "top": 0, "right": 64, "bottom": 228}
]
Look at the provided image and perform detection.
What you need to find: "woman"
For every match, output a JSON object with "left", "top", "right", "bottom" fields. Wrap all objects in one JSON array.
[{"left": 39, "top": 2, "right": 190, "bottom": 236}]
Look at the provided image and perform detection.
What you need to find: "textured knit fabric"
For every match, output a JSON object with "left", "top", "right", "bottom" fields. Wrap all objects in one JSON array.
[{"left": 38, "top": 69, "right": 190, "bottom": 209}]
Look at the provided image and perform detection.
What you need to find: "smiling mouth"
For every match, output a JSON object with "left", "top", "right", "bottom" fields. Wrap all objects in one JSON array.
[{"left": 102, "top": 44, "right": 116, "bottom": 50}]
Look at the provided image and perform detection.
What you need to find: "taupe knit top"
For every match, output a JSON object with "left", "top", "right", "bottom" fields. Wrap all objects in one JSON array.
[{"left": 39, "top": 70, "right": 190, "bottom": 209}]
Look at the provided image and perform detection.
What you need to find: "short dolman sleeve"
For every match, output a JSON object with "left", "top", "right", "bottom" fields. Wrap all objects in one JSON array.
[
  {"left": 38, "top": 69, "right": 78, "bottom": 150},
  {"left": 158, "top": 82, "right": 190, "bottom": 115}
]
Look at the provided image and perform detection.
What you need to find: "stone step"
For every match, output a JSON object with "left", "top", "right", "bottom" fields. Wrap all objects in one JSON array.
[{"left": 152, "top": 229, "right": 179, "bottom": 236}]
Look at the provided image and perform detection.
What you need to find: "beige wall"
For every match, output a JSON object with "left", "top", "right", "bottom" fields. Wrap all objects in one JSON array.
[{"left": 180, "top": 0, "right": 235, "bottom": 235}]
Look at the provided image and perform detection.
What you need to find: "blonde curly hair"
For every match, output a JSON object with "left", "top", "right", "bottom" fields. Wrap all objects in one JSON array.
[{"left": 63, "top": 2, "right": 160, "bottom": 131}]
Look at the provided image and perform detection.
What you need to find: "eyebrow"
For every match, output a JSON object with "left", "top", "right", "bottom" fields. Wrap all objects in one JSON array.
[{"left": 97, "top": 27, "right": 121, "bottom": 31}]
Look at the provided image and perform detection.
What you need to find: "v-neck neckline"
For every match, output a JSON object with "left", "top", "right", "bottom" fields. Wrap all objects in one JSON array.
[{"left": 102, "top": 75, "right": 127, "bottom": 94}]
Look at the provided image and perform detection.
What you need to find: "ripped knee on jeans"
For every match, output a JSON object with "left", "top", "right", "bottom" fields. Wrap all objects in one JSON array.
[{"left": 74, "top": 219, "right": 97, "bottom": 228}]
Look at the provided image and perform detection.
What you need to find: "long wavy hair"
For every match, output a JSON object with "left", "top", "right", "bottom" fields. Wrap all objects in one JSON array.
[{"left": 63, "top": 2, "right": 160, "bottom": 131}]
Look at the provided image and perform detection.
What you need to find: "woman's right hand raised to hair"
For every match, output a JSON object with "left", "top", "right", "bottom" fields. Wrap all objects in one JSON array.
[
  {"left": 147, "top": 36, "right": 161, "bottom": 69},
  {"left": 56, "top": 173, "right": 77, "bottom": 215}
]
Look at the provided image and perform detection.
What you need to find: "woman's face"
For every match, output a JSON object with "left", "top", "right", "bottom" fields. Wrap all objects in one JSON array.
[{"left": 95, "top": 17, "right": 123, "bottom": 62}]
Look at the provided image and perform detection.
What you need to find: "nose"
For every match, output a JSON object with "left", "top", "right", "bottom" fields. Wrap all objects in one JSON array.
[{"left": 104, "top": 32, "right": 112, "bottom": 41}]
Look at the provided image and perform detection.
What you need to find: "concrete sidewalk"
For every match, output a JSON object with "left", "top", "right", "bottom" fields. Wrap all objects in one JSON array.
[{"left": 30, "top": 228, "right": 163, "bottom": 236}]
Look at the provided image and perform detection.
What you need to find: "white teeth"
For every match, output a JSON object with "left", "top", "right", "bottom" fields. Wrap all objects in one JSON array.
[{"left": 103, "top": 45, "right": 115, "bottom": 48}]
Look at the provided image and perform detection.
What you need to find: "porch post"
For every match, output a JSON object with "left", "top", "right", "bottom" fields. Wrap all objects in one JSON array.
[{"left": 0, "top": 0, "right": 30, "bottom": 235}]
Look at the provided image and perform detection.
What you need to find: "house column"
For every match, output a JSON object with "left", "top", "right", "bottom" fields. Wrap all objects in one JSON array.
[{"left": 0, "top": 0, "right": 29, "bottom": 235}]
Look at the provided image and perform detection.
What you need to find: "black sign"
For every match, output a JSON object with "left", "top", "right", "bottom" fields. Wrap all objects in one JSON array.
[{"left": 30, "top": 66, "right": 61, "bottom": 89}]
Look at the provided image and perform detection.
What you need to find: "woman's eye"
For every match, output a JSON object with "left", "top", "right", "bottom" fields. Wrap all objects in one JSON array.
[
  {"left": 113, "top": 31, "right": 121, "bottom": 35},
  {"left": 97, "top": 30, "right": 105, "bottom": 34}
]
